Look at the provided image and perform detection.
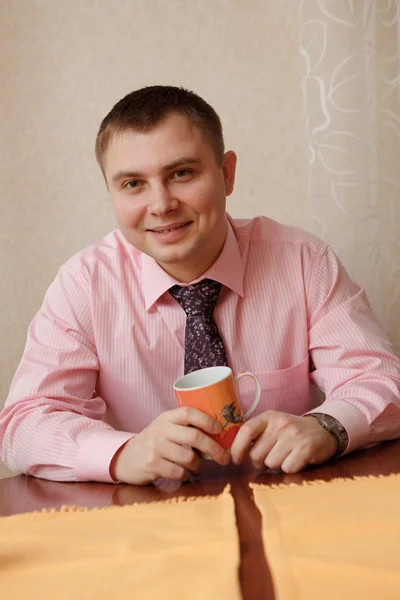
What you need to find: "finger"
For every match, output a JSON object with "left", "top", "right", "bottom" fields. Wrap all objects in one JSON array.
[
  {"left": 170, "top": 407, "right": 222, "bottom": 436},
  {"left": 169, "top": 424, "right": 230, "bottom": 466},
  {"left": 154, "top": 458, "right": 192, "bottom": 482},
  {"left": 248, "top": 429, "right": 277, "bottom": 470},
  {"left": 230, "top": 413, "right": 270, "bottom": 464},
  {"left": 263, "top": 438, "right": 293, "bottom": 471},
  {"left": 280, "top": 448, "right": 311, "bottom": 474},
  {"left": 161, "top": 440, "right": 202, "bottom": 476}
]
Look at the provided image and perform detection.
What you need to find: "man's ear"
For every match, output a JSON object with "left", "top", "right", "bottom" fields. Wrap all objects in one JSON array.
[{"left": 222, "top": 151, "right": 237, "bottom": 196}]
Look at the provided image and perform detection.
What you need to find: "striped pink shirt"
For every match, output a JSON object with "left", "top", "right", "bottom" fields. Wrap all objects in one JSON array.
[{"left": 1, "top": 215, "right": 400, "bottom": 482}]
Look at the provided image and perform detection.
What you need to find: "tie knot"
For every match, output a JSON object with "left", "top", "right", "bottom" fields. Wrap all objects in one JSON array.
[{"left": 169, "top": 279, "right": 222, "bottom": 317}]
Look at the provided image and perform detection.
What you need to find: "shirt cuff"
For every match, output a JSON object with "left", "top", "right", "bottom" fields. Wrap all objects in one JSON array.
[
  {"left": 305, "top": 399, "right": 370, "bottom": 454},
  {"left": 75, "top": 429, "right": 134, "bottom": 483}
]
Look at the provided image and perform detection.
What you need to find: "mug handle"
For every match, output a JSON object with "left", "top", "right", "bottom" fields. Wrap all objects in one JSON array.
[{"left": 234, "top": 371, "right": 261, "bottom": 420}]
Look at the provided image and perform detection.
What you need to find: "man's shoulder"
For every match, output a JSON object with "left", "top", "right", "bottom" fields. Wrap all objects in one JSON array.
[
  {"left": 61, "top": 230, "right": 134, "bottom": 276},
  {"left": 230, "top": 215, "right": 327, "bottom": 254}
]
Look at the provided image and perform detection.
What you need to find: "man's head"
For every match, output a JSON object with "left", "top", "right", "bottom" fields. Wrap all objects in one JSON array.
[
  {"left": 96, "top": 86, "right": 237, "bottom": 283},
  {"left": 95, "top": 86, "right": 225, "bottom": 175}
]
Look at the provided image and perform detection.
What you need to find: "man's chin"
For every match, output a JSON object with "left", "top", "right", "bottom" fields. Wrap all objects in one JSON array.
[
  {"left": 152, "top": 251, "right": 191, "bottom": 266},
  {"left": 148, "top": 238, "right": 196, "bottom": 263}
]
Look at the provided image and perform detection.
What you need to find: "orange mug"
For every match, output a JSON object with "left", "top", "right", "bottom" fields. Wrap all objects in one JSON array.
[{"left": 173, "top": 366, "right": 261, "bottom": 450}]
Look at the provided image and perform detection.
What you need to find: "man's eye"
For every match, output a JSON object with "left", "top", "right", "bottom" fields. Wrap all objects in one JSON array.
[
  {"left": 174, "top": 169, "right": 191, "bottom": 178},
  {"left": 125, "top": 180, "right": 140, "bottom": 189}
]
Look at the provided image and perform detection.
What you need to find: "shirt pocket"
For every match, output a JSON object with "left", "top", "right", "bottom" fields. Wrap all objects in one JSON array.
[{"left": 236, "top": 355, "right": 312, "bottom": 417}]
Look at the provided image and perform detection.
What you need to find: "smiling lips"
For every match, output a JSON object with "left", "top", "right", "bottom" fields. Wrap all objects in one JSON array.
[{"left": 147, "top": 221, "right": 192, "bottom": 235}]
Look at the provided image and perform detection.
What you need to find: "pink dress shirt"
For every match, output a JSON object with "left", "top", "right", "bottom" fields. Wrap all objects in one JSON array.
[{"left": 1, "top": 215, "right": 400, "bottom": 483}]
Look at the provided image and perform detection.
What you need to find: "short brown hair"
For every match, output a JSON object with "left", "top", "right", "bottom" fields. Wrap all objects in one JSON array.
[{"left": 95, "top": 86, "right": 225, "bottom": 173}]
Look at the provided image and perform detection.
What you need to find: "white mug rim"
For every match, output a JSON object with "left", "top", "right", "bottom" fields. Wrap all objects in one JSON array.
[{"left": 173, "top": 366, "right": 232, "bottom": 392}]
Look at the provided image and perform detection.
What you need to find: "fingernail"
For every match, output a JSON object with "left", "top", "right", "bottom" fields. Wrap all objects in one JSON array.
[{"left": 214, "top": 421, "right": 222, "bottom": 434}]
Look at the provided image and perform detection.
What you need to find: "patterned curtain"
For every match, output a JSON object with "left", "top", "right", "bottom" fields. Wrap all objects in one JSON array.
[{"left": 299, "top": 0, "right": 400, "bottom": 354}]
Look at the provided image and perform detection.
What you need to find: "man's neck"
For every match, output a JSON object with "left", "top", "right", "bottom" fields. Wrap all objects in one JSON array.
[
  {"left": 158, "top": 259, "right": 216, "bottom": 284},
  {"left": 159, "top": 237, "right": 227, "bottom": 284}
]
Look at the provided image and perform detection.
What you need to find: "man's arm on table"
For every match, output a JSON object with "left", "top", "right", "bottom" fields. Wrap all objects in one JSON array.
[
  {"left": 0, "top": 266, "right": 229, "bottom": 484},
  {"left": 231, "top": 247, "right": 400, "bottom": 472},
  {"left": 0, "top": 266, "right": 133, "bottom": 483}
]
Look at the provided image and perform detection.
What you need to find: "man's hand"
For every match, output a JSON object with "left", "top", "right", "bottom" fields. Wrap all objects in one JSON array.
[
  {"left": 110, "top": 407, "right": 231, "bottom": 485},
  {"left": 230, "top": 411, "right": 338, "bottom": 473}
]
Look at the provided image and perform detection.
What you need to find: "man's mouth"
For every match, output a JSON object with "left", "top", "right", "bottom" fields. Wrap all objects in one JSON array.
[{"left": 147, "top": 222, "right": 191, "bottom": 234}]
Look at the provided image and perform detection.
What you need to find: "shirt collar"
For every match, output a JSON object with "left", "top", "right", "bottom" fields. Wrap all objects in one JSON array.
[{"left": 140, "top": 214, "right": 245, "bottom": 311}]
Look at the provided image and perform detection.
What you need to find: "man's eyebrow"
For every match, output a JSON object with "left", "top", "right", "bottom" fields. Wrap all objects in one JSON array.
[
  {"left": 111, "top": 157, "right": 201, "bottom": 184},
  {"left": 112, "top": 170, "right": 143, "bottom": 183},
  {"left": 162, "top": 156, "right": 201, "bottom": 171}
]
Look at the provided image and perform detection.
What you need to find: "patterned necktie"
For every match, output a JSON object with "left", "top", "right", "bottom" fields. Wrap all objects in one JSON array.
[{"left": 169, "top": 279, "right": 228, "bottom": 374}]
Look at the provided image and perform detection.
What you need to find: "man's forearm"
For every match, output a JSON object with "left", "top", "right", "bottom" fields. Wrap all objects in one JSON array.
[{"left": 0, "top": 400, "right": 133, "bottom": 483}]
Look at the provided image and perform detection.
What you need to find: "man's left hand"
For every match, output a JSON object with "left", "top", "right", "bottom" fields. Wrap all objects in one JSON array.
[{"left": 230, "top": 411, "right": 338, "bottom": 473}]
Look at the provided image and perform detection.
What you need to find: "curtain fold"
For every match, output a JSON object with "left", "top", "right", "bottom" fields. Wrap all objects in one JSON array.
[{"left": 299, "top": 0, "right": 400, "bottom": 354}]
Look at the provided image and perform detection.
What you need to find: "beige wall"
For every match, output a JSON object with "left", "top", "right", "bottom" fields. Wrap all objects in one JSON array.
[{"left": 0, "top": 1, "right": 309, "bottom": 477}]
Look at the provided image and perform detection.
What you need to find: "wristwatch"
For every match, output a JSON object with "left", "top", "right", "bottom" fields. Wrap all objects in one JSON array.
[{"left": 308, "top": 413, "right": 349, "bottom": 458}]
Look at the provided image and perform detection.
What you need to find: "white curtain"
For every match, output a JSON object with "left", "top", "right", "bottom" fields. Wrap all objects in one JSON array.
[{"left": 299, "top": 0, "right": 400, "bottom": 354}]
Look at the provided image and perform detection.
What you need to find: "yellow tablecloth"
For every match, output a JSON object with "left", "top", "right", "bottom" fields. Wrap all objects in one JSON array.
[
  {"left": 1, "top": 485, "right": 241, "bottom": 600},
  {"left": 251, "top": 475, "right": 400, "bottom": 600}
]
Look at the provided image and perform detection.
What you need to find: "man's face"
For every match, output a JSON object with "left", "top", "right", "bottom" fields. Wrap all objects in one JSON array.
[{"left": 103, "top": 113, "right": 236, "bottom": 282}]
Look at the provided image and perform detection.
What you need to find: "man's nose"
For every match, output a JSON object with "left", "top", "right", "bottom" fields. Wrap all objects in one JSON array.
[{"left": 148, "top": 184, "right": 179, "bottom": 215}]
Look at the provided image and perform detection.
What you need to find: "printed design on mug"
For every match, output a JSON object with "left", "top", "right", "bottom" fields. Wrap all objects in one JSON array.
[{"left": 220, "top": 401, "right": 244, "bottom": 430}]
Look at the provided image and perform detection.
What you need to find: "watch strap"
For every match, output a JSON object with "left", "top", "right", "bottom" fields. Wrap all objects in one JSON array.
[{"left": 308, "top": 413, "right": 349, "bottom": 458}]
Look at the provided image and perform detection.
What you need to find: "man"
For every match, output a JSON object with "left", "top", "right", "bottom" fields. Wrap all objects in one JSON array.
[{"left": 1, "top": 86, "right": 400, "bottom": 485}]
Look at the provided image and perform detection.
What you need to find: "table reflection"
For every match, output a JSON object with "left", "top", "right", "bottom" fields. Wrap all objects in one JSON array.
[
  {"left": 0, "top": 458, "right": 258, "bottom": 516},
  {"left": 1, "top": 441, "right": 400, "bottom": 517}
]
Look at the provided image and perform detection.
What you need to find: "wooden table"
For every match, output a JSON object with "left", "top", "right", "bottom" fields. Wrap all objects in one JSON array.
[{"left": 1, "top": 439, "right": 400, "bottom": 599}]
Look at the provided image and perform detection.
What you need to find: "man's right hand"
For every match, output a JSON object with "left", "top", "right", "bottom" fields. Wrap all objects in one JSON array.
[{"left": 110, "top": 407, "right": 231, "bottom": 485}]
